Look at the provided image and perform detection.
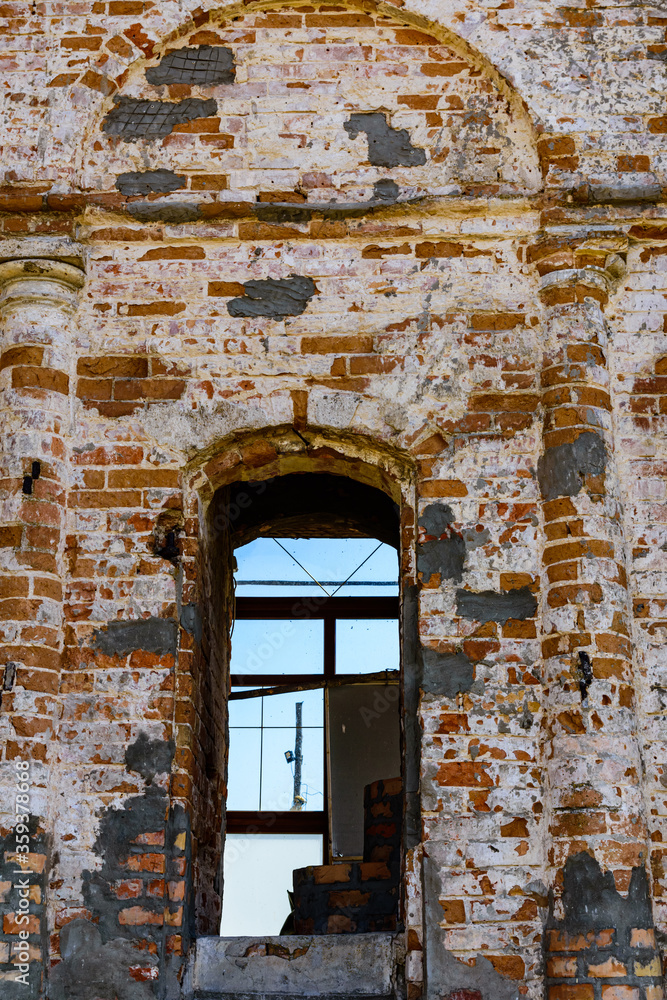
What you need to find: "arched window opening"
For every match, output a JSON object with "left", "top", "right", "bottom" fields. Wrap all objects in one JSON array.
[{"left": 219, "top": 474, "right": 402, "bottom": 938}]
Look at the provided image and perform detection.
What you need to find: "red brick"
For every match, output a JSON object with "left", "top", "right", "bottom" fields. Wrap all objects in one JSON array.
[
  {"left": 77, "top": 356, "right": 149, "bottom": 377},
  {"left": 313, "top": 865, "right": 351, "bottom": 885},
  {"left": 118, "top": 906, "right": 164, "bottom": 926},
  {"left": 126, "top": 303, "right": 186, "bottom": 316},
  {"left": 12, "top": 367, "right": 69, "bottom": 394}
]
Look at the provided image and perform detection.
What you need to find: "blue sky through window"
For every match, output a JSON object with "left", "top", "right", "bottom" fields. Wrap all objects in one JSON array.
[
  {"left": 222, "top": 537, "right": 399, "bottom": 936},
  {"left": 234, "top": 536, "right": 398, "bottom": 597}
]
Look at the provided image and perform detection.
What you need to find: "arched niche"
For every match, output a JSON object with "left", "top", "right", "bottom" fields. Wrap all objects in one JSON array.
[{"left": 76, "top": 0, "right": 541, "bottom": 210}]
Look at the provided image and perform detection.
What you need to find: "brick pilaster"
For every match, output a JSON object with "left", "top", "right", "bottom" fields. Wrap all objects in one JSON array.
[
  {"left": 531, "top": 235, "right": 664, "bottom": 1000},
  {"left": 0, "top": 252, "right": 85, "bottom": 997}
]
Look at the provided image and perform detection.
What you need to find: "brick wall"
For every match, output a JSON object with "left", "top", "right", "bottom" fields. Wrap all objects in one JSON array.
[{"left": 0, "top": 1, "right": 666, "bottom": 999}]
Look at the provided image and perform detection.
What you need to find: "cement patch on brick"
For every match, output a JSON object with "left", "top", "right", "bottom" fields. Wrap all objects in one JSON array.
[
  {"left": 115, "top": 168, "right": 185, "bottom": 196},
  {"left": 102, "top": 96, "right": 218, "bottom": 140},
  {"left": 145, "top": 45, "right": 235, "bottom": 86},
  {"left": 537, "top": 429, "right": 607, "bottom": 501},
  {"left": 186, "top": 933, "right": 400, "bottom": 998},
  {"left": 49, "top": 920, "right": 156, "bottom": 1000},
  {"left": 227, "top": 276, "right": 317, "bottom": 317},
  {"left": 90, "top": 616, "right": 177, "bottom": 657},
  {"left": 344, "top": 113, "right": 426, "bottom": 168},
  {"left": 455, "top": 586, "right": 537, "bottom": 624},
  {"left": 126, "top": 200, "right": 202, "bottom": 222},
  {"left": 421, "top": 648, "right": 475, "bottom": 697}
]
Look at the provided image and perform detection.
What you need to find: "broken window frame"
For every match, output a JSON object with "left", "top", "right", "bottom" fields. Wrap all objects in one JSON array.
[{"left": 227, "top": 594, "right": 400, "bottom": 864}]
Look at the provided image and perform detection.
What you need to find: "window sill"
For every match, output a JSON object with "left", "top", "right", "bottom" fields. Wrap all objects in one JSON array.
[{"left": 185, "top": 932, "right": 403, "bottom": 999}]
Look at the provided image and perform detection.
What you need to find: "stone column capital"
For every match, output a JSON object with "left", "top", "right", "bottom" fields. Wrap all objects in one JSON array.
[
  {"left": 529, "top": 231, "right": 628, "bottom": 307},
  {"left": 0, "top": 257, "right": 86, "bottom": 313}
]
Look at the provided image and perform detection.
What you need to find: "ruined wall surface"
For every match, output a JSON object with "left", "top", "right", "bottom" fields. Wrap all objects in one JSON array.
[{"left": 0, "top": 0, "right": 666, "bottom": 998}]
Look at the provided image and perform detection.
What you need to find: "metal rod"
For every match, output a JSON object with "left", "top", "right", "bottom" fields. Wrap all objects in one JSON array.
[
  {"left": 292, "top": 702, "right": 303, "bottom": 811},
  {"left": 229, "top": 669, "right": 399, "bottom": 700},
  {"left": 235, "top": 580, "right": 397, "bottom": 587},
  {"left": 272, "top": 539, "right": 331, "bottom": 596}
]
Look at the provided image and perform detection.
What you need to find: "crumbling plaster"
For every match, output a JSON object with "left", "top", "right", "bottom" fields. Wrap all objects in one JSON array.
[{"left": 1, "top": 0, "right": 667, "bottom": 998}]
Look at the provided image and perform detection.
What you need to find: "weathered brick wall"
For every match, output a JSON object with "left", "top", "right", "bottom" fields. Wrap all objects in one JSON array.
[{"left": 0, "top": 1, "right": 666, "bottom": 998}]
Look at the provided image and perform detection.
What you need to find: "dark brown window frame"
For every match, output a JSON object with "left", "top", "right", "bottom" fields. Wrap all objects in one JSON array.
[{"left": 227, "top": 595, "right": 399, "bottom": 860}]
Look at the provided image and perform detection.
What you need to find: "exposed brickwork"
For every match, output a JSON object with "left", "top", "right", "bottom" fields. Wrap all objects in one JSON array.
[
  {"left": 0, "top": 1, "right": 667, "bottom": 999},
  {"left": 293, "top": 777, "right": 403, "bottom": 934}
]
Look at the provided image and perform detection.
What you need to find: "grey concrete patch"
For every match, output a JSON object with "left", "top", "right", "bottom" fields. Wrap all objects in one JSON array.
[
  {"left": 102, "top": 96, "right": 218, "bottom": 140},
  {"left": 125, "top": 731, "right": 175, "bottom": 782},
  {"left": 49, "top": 920, "right": 156, "bottom": 1000},
  {"left": 127, "top": 200, "right": 202, "bottom": 223},
  {"left": 418, "top": 504, "right": 465, "bottom": 582},
  {"left": 456, "top": 586, "right": 537, "bottom": 624},
  {"left": 252, "top": 203, "right": 312, "bottom": 224},
  {"left": 115, "top": 168, "right": 185, "bottom": 196},
  {"left": 462, "top": 526, "right": 491, "bottom": 550},
  {"left": 373, "top": 179, "right": 400, "bottom": 201},
  {"left": 422, "top": 649, "right": 475, "bottom": 697},
  {"left": 81, "top": 773, "right": 191, "bottom": 996},
  {"left": 419, "top": 503, "right": 454, "bottom": 536},
  {"left": 146, "top": 45, "right": 235, "bottom": 86},
  {"left": 90, "top": 617, "right": 178, "bottom": 657},
  {"left": 227, "top": 276, "right": 317, "bottom": 318},
  {"left": 519, "top": 699, "right": 534, "bottom": 730},
  {"left": 187, "top": 934, "right": 400, "bottom": 998},
  {"left": 588, "top": 175, "right": 661, "bottom": 203},
  {"left": 344, "top": 113, "right": 426, "bottom": 168},
  {"left": 181, "top": 603, "right": 203, "bottom": 644},
  {"left": 549, "top": 852, "right": 652, "bottom": 933},
  {"left": 544, "top": 854, "right": 661, "bottom": 998},
  {"left": 418, "top": 537, "right": 465, "bottom": 582},
  {"left": 423, "top": 853, "right": 520, "bottom": 1000},
  {"left": 537, "top": 429, "right": 607, "bottom": 501},
  {"left": 252, "top": 181, "right": 409, "bottom": 223}
]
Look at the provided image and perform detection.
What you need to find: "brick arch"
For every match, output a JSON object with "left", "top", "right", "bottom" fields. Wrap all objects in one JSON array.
[
  {"left": 106, "top": 0, "right": 539, "bottom": 119},
  {"left": 175, "top": 425, "right": 418, "bottom": 936},
  {"left": 60, "top": 0, "right": 542, "bottom": 128},
  {"left": 185, "top": 425, "right": 414, "bottom": 506},
  {"left": 62, "top": 0, "right": 541, "bottom": 208}
]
